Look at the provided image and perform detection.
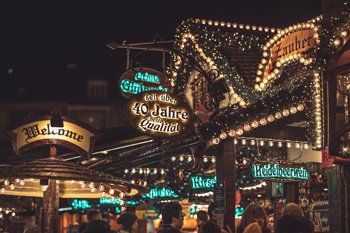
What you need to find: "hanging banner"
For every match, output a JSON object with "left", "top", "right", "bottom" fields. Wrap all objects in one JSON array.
[
  {"left": 9, "top": 116, "right": 98, "bottom": 157},
  {"left": 264, "top": 29, "right": 316, "bottom": 79},
  {"left": 119, "top": 68, "right": 171, "bottom": 99},
  {"left": 252, "top": 161, "right": 309, "bottom": 181},
  {"left": 127, "top": 91, "right": 192, "bottom": 137}
]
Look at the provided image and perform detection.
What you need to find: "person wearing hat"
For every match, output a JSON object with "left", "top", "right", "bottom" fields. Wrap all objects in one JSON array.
[{"left": 117, "top": 212, "right": 138, "bottom": 233}]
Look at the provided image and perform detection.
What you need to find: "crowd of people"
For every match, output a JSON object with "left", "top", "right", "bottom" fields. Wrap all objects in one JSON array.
[{"left": 24, "top": 200, "right": 315, "bottom": 233}]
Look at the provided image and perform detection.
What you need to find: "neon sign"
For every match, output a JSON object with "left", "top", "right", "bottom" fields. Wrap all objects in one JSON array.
[
  {"left": 119, "top": 68, "right": 170, "bottom": 99},
  {"left": 72, "top": 199, "right": 91, "bottom": 210},
  {"left": 142, "top": 187, "right": 179, "bottom": 199},
  {"left": 252, "top": 161, "right": 309, "bottom": 181},
  {"left": 127, "top": 92, "right": 192, "bottom": 137},
  {"left": 100, "top": 198, "right": 121, "bottom": 205},
  {"left": 191, "top": 175, "right": 216, "bottom": 190}
]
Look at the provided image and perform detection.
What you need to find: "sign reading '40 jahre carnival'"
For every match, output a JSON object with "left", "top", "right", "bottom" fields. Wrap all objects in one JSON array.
[
  {"left": 9, "top": 116, "right": 98, "bottom": 157},
  {"left": 252, "top": 161, "right": 309, "bottom": 182},
  {"left": 127, "top": 91, "right": 192, "bottom": 137}
]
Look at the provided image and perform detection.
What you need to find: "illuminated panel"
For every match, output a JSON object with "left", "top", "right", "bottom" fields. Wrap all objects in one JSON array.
[
  {"left": 142, "top": 187, "right": 179, "bottom": 199},
  {"left": 119, "top": 68, "right": 171, "bottom": 99},
  {"left": 190, "top": 175, "right": 216, "bottom": 190},
  {"left": 127, "top": 91, "right": 192, "bottom": 137},
  {"left": 252, "top": 161, "right": 309, "bottom": 181}
]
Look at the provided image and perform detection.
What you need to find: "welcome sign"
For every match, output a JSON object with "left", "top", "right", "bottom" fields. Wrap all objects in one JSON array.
[
  {"left": 9, "top": 116, "right": 98, "bottom": 156},
  {"left": 127, "top": 91, "right": 192, "bottom": 137},
  {"left": 252, "top": 161, "right": 309, "bottom": 181},
  {"left": 119, "top": 68, "right": 171, "bottom": 99}
]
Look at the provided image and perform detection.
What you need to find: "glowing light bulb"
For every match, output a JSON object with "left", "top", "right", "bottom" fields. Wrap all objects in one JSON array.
[
  {"left": 124, "top": 169, "right": 129, "bottom": 173},
  {"left": 203, "top": 157, "right": 209, "bottom": 163},
  {"left": 250, "top": 140, "right": 256, "bottom": 145},
  {"left": 259, "top": 141, "right": 265, "bottom": 146},
  {"left": 109, "top": 189, "right": 115, "bottom": 195},
  {"left": 287, "top": 142, "right": 292, "bottom": 148},
  {"left": 41, "top": 185, "right": 48, "bottom": 192}
]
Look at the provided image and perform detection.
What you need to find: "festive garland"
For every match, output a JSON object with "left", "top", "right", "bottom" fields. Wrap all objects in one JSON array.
[{"left": 170, "top": 18, "right": 326, "bottom": 149}]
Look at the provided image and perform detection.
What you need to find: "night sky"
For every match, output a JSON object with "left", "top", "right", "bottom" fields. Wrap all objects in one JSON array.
[{"left": 0, "top": 1, "right": 322, "bottom": 81}]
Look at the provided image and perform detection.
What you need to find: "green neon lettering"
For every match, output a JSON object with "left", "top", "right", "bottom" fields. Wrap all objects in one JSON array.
[
  {"left": 134, "top": 72, "right": 160, "bottom": 84},
  {"left": 252, "top": 163, "right": 309, "bottom": 181},
  {"left": 120, "top": 79, "right": 169, "bottom": 95}
]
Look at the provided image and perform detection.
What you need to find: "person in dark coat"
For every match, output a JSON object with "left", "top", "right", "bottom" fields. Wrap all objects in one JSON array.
[
  {"left": 84, "top": 209, "right": 113, "bottom": 233},
  {"left": 275, "top": 214, "right": 314, "bottom": 233},
  {"left": 200, "top": 221, "right": 221, "bottom": 233},
  {"left": 157, "top": 202, "right": 183, "bottom": 233},
  {"left": 116, "top": 212, "right": 138, "bottom": 233},
  {"left": 196, "top": 210, "right": 208, "bottom": 233}
]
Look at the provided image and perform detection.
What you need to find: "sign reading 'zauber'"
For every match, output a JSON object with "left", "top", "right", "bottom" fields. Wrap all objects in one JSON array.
[
  {"left": 10, "top": 116, "right": 98, "bottom": 156},
  {"left": 252, "top": 161, "right": 309, "bottom": 181},
  {"left": 127, "top": 91, "right": 192, "bottom": 137}
]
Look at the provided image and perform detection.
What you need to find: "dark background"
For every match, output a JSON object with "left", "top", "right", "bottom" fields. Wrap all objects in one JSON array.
[{"left": 0, "top": 1, "right": 322, "bottom": 83}]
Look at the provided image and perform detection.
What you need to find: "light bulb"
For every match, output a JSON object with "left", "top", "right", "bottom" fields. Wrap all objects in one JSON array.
[
  {"left": 10, "top": 184, "right": 14, "bottom": 190},
  {"left": 109, "top": 189, "right": 115, "bottom": 195},
  {"left": 4, "top": 180, "right": 9, "bottom": 186},
  {"left": 80, "top": 182, "right": 86, "bottom": 188},
  {"left": 211, "top": 157, "right": 216, "bottom": 163},
  {"left": 287, "top": 142, "right": 292, "bottom": 148},
  {"left": 203, "top": 157, "right": 208, "bottom": 163},
  {"left": 171, "top": 156, "right": 176, "bottom": 161},
  {"left": 41, "top": 185, "right": 48, "bottom": 192},
  {"left": 278, "top": 141, "right": 283, "bottom": 148},
  {"left": 20, "top": 180, "right": 25, "bottom": 186},
  {"left": 241, "top": 139, "right": 247, "bottom": 145},
  {"left": 179, "top": 156, "right": 184, "bottom": 161},
  {"left": 124, "top": 169, "right": 129, "bottom": 173},
  {"left": 259, "top": 140, "right": 265, "bottom": 146},
  {"left": 269, "top": 141, "right": 274, "bottom": 147},
  {"left": 250, "top": 140, "right": 256, "bottom": 145},
  {"left": 99, "top": 185, "right": 104, "bottom": 192}
]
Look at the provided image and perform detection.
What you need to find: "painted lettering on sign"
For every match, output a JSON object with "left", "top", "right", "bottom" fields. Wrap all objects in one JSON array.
[
  {"left": 263, "top": 29, "right": 316, "bottom": 79},
  {"left": 252, "top": 161, "right": 309, "bottom": 181},
  {"left": 127, "top": 92, "right": 192, "bottom": 137},
  {"left": 119, "top": 68, "right": 171, "bottom": 99},
  {"left": 10, "top": 117, "right": 97, "bottom": 156}
]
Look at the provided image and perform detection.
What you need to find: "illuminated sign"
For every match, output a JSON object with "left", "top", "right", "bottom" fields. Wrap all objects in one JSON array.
[
  {"left": 72, "top": 199, "right": 91, "bottom": 210},
  {"left": 263, "top": 29, "right": 316, "bottom": 79},
  {"left": 127, "top": 91, "right": 192, "bottom": 137},
  {"left": 235, "top": 206, "right": 244, "bottom": 217},
  {"left": 100, "top": 198, "right": 120, "bottom": 205},
  {"left": 252, "top": 161, "right": 309, "bottom": 181},
  {"left": 191, "top": 175, "right": 216, "bottom": 190},
  {"left": 9, "top": 116, "right": 98, "bottom": 156},
  {"left": 119, "top": 68, "right": 170, "bottom": 99},
  {"left": 142, "top": 187, "right": 179, "bottom": 199}
]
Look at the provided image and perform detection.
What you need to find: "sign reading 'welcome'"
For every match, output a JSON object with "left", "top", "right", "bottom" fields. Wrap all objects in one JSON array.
[{"left": 9, "top": 116, "right": 98, "bottom": 156}]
